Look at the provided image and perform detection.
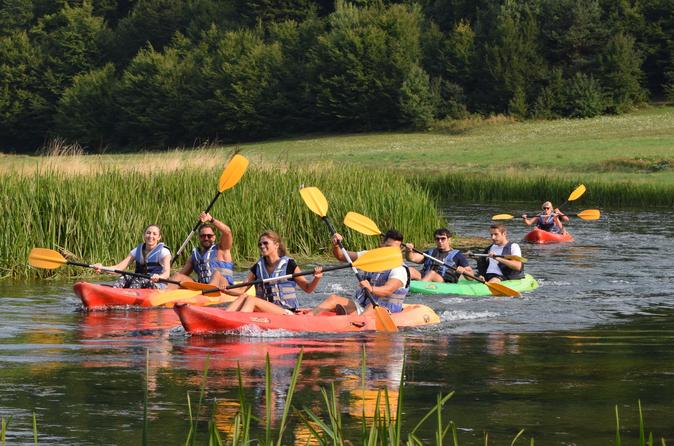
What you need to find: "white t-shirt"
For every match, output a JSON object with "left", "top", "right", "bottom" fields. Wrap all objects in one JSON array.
[
  {"left": 486, "top": 243, "right": 521, "bottom": 276},
  {"left": 357, "top": 250, "right": 407, "bottom": 285}
]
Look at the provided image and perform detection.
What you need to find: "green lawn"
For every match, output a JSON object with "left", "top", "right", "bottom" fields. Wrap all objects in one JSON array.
[{"left": 3, "top": 105, "right": 673, "bottom": 187}]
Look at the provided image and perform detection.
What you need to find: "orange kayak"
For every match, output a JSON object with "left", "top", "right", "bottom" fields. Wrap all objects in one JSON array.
[
  {"left": 523, "top": 228, "right": 574, "bottom": 244},
  {"left": 174, "top": 303, "right": 440, "bottom": 334},
  {"left": 73, "top": 282, "right": 237, "bottom": 310}
]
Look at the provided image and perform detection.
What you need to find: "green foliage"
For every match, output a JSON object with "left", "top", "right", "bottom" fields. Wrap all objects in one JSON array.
[
  {"left": 1, "top": 163, "right": 445, "bottom": 279},
  {"left": 0, "top": 0, "right": 33, "bottom": 35},
  {"left": 54, "top": 63, "right": 119, "bottom": 151},
  {"left": 399, "top": 64, "right": 435, "bottom": 129},
  {"left": 0, "top": 31, "right": 49, "bottom": 149},
  {"left": 310, "top": 1, "right": 425, "bottom": 130},
  {"left": 598, "top": 32, "right": 647, "bottom": 113},
  {"left": 483, "top": 0, "right": 547, "bottom": 113},
  {"left": 564, "top": 72, "right": 606, "bottom": 118},
  {"left": 116, "top": 42, "right": 197, "bottom": 148}
]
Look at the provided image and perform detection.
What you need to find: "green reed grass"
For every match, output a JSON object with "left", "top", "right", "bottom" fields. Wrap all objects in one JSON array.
[
  {"left": 414, "top": 172, "right": 674, "bottom": 207},
  {"left": 2, "top": 165, "right": 445, "bottom": 279}
]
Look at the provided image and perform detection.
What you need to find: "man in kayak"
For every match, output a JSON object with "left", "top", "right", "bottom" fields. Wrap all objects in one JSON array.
[
  {"left": 521, "top": 201, "right": 569, "bottom": 233},
  {"left": 404, "top": 228, "right": 473, "bottom": 283},
  {"left": 168, "top": 212, "right": 235, "bottom": 288},
  {"left": 312, "top": 229, "right": 410, "bottom": 316},
  {"left": 475, "top": 223, "right": 524, "bottom": 283}
]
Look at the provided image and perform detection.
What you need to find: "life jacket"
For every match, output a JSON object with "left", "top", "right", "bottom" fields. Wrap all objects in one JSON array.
[
  {"left": 536, "top": 213, "right": 559, "bottom": 233},
  {"left": 254, "top": 256, "right": 298, "bottom": 310},
  {"left": 476, "top": 242, "right": 525, "bottom": 280},
  {"left": 134, "top": 243, "right": 168, "bottom": 275},
  {"left": 420, "top": 248, "right": 461, "bottom": 283},
  {"left": 355, "top": 267, "right": 410, "bottom": 313},
  {"left": 191, "top": 245, "right": 234, "bottom": 285}
]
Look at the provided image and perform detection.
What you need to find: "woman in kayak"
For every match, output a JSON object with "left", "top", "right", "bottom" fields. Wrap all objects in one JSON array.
[
  {"left": 93, "top": 224, "right": 171, "bottom": 288},
  {"left": 225, "top": 230, "right": 323, "bottom": 315},
  {"left": 521, "top": 201, "right": 569, "bottom": 233}
]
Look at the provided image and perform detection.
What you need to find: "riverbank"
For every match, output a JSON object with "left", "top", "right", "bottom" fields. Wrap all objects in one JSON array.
[{"left": 4, "top": 105, "right": 672, "bottom": 206}]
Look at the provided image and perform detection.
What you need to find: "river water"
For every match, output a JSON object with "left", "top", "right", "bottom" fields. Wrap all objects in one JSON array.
[{"left": 1, "top": 204, "right": 673, "bottom": 445}]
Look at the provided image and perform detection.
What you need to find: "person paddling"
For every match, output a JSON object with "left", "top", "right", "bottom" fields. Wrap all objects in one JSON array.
[
  {"left": 522, "top": 201, "right": 569, "bottom": 233},
  {"left": 225, "top": 230, "right": 323, "bottom": 314},
  {"left": 404, "top": 228, "right": 473, "bottom": 283},
  {"left": 93, "top": 224, "right": 171, "bottom": 288},
  {"left": 474, "top": 223, "right": 524, "bottom": 283},
  {"left": 312, "top": 229, "right": 409, "bottom": 316},
  {"left": 168, "top": 212, "right": 234, "bottom": 289}
]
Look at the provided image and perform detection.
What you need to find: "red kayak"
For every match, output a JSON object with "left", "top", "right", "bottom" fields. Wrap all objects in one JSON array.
[
  {"left": 523, "top": 228, "right": 574, "bottom": 244},
  {"left": 73, "top": 282, "right": 237, "bottom": 310},
  {"left": 174, "top": 303, "right": 441, "bottom": 334}
]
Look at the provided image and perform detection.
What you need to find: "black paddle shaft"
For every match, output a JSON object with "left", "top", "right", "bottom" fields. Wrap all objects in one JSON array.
[
  {"left": 171, "top": 191, "right": 222, "bottom": 264},
  {"left": 70, "top": 260, "right": 182, "bottom": 285},
  {"left": 411, "top": 247, "right": 487, "bottom": 284},
  {"left": 321, "top": 216, "right": 381, "bottom": 309}
]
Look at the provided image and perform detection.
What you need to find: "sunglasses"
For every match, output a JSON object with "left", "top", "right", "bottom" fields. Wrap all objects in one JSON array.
[
  {"left": 258, "top": 240, "right": 270, "bottom": 247},
  {"left": 543, "top": 207, "right": 551, "bottom": 210},
  {"left": 199, "top": 234, "right": 215, "bottom": 238},
  {"left": 435, "top": 236, "right": 448, "bottom": 241}
]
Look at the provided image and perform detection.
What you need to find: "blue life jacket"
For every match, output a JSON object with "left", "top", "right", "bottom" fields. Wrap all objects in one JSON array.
[
  {"left": 134, "top": 243, "right": 168, "bottom": 275},
  {"left": 355, "top": 267, "right": 410, "bottom": 313},
  {"left": 536, "top": 213, "right": 559, "bottom": 233},
  {"left": 191, "top": 245, "right": 234, "bottom": 285},
  {"left": 476, "top": 242, "right": 525, "bottom": 280},
  {"left": 254, "top": 256, "right": 298, "bottom": 310},
  {"left": 421, "top": 248, "right": 460, "bottom": 282}
]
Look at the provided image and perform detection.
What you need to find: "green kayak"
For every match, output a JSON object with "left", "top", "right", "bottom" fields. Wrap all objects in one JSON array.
[{"left": 409, "top": 273, "right": 539, "bottom": 296}]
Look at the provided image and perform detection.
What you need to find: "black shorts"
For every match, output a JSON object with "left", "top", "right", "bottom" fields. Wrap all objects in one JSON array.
[{"left": 484, "top": 273, "right": 505, "bottom": 281}]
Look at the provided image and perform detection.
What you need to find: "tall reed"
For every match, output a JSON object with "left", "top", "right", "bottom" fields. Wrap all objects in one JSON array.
[
  {"left": 2, "top": 164, "right": 445, "bottom": 279},
  {"left": 414, "top": 173, "right": 674, "bottom": 207}
]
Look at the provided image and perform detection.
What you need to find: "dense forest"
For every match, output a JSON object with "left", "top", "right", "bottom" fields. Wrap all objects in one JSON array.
[{"left": 1, "top": 0, "right": 672, "bottom": 153}]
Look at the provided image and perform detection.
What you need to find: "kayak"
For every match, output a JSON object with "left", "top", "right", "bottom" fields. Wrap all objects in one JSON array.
[
  {"left": 174, "top": 303, "right": 441, "bottom": 334},
  {"left": 409, "top": 273, "right": 538, "bottom": 296},
  {"left": 524, "top": 228, "right": 574, "bottom": 244},
  {"left": 73, "top": 282, "right": 238, "bottom": 310}
]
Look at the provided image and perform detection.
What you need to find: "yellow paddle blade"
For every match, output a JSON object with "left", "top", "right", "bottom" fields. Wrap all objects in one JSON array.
[
  {"left": 353, "top": 246, "right": 403, "bottom": 272},
  {"left": 576, "top": 209, "right": 601, "bottom": 220},
  {"left": 373, "top": 306, "right": 398, "bottom": 332},
  {"left": 491, "top": 214, "right": 514, "bottom": 221},
  {"left": 343, "top": 212, "right": 382, "bottom": 236},
  {"left": 148, "top": 289, "right": 203, "bottom": 306},
  {"left": 485, "top": 281, "right": 521, "bottom": 297},
  {"left": 218, "top": 154, "right": 249, "bottom": 192},
  {"left": 567, "top": 184, "right": 586, "bottom": 202},
  {"left": 28, "top": 248, "right": 67, "bottom": 269},
  {"left": 299, "top": 187, "right": 328, "bottom": 217}
]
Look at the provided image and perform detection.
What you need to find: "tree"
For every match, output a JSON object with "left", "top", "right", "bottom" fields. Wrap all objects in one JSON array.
[
  {"left": 54, "top": 63, "right": 119, "bottom": 151},
  {"left": 482, "top": 0, "right": 547, "bottom": 113},
  {"left": 597, "top": 32, "right": 646, "bottom": 113},
  {"left": 399, "top": 64, "right": 434, "bottom": 129},
  {"left": 0, "top": 31, "right": 48, "bottom": 150},
  {"left": 563, "top": 72, "right": 605, "bottom": 118},
  {"left": 0, "top": 0, "right": 33, "bottom": 35},
  {"left": 309, "top": 1, "right": 426, "bottom": 130}
]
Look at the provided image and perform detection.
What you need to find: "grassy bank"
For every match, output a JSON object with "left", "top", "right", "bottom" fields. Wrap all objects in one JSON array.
[
  {"left": 4, "top": 106, "right": 672, "bottom": 207},
  {"left": 2, "top": 164, "right": 444, "bottom": 280}
]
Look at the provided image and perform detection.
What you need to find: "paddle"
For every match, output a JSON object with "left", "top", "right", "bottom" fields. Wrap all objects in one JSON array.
[
  {"left": 171, "top": 154, "right": 249, "bottom": 265},
  {"left": 558, "top": 184, "right": 586, "bottom": 208},
  {"left": 299, "top": 187, "right": 398, "bottom": 332},
  {"left": 467, "top": 253, "right": 528, "bottom": 263},
  {"left": 492, "top": 209, "right": 601, "bottom": 221},
  {"left": 28, "top": 248, "right": 220, "bottom": 296},
  {"left": 343, "top": 212, "right": 521, "bottom": 298},
  {"left": 149, "top": 246, "right": 403, "bottom": 306}
]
